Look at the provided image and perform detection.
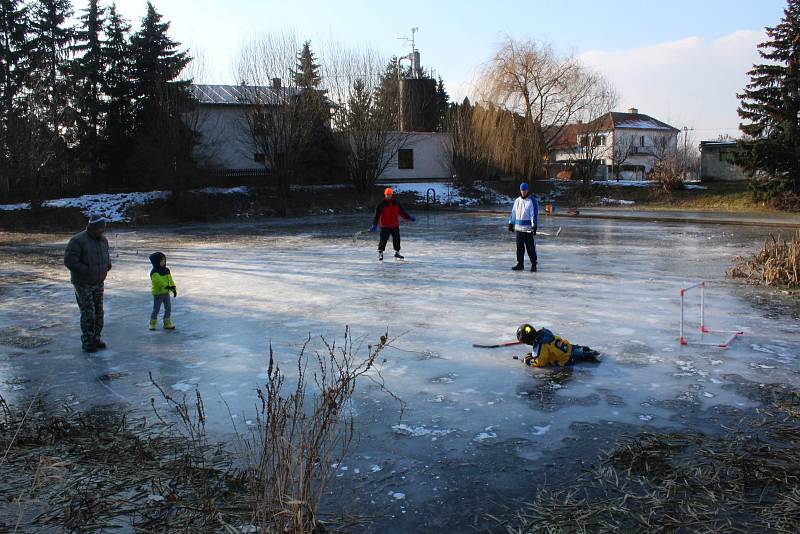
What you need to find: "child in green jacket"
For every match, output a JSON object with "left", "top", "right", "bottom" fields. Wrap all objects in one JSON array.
[{"left": 149, "top": 252, "right": 177, "bottom": 330}]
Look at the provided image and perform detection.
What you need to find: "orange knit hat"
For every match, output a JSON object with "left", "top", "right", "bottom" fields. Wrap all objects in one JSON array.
[{"left": 384, "top": 187, "right": 393, "bottom": 197}]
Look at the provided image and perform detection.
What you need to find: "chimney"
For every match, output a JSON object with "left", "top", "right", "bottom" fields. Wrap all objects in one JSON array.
[
  {"left": 628, "top": 107, "right": 639, "bottom": 114},
  {"left": 272, "top": 77, "right": 281, "bottom": 90}
]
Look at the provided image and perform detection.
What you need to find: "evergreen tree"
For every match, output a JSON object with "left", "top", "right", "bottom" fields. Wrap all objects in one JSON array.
[
  {"left": 0, "top": 0, "right": 30, "bottom": 195},
  {"left": 129, "top": 1, "right": 190, "bottom": 131},
  {"left": 738, "top": 0, "right": 800, "bottom": 198},
  {"left": 291, "top": 40, "right": 337, "bottom": 182},
  {"left": 128, "top": 1, "right": 194, "bottom": 188},
  {"left": 292, "top": 40, "right": 322, "bottom": 90},
  {"left": 375, "top": 57, "right": 400, "bottom": 130},
  {"left": 71, "top": 0, "right": 104, "bottom": 184},
  {"left": 28, "top": 0, "right": 74, "bottom": 133},
  {"left": 26, "top": 0, "right": 74, "bottom": 203},
  {"left": 100, "top": 2, "right": 133, "bottom": 180},
  {"left": 435, "top": 76, "right": 449, "bottom": 132}
]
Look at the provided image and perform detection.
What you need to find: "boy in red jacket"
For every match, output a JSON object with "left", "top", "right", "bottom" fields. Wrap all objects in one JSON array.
[{"left": 370, "top": 187, "right": 415, "bottom": 261}]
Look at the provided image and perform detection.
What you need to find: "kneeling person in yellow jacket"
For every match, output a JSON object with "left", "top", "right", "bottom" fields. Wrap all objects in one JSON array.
[
  {"left": 149, "top": 252, "right": 177, "bottom": 330},
  {"left": 516, "top": 323, "right": 599, "bottom": 367}
]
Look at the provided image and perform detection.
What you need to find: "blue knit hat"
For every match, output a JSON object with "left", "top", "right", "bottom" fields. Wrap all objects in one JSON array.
[
  {"left": 87, "top": 214, "right": 107, "bottom": 230},
  {"left": 519, "top": 182, "right": 529, "bottom": 192}
]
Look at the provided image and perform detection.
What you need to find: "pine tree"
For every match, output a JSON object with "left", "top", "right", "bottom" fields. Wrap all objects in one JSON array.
[
  {"left": 738, "top": 0, "right": 800, "bottom": 198},
  {"left": 292, "top": 40, "right": 322, "bottom": 90},
  {"left": 26, "top": 0, "right": 74, "bottom": 204},
  {"left": 129, "top": 1, "right": 190, "bottom": 131},
  {"left": 375, "top": 57, "right": 400, "bottom": 130},
  {"left": 28, "top": 0, "right": 74, "bottom": 133},
  {"left": 128, "top": 2, "right": 194, "bottom": 187},
  {"left": 71, "top": 0, "right": 104, "bottom": 185},
  {"left": 100, "top": 2, "right": 133, "bottom": 180},
  {"left": 291, "top": 40, "right": 336, "bottom": 182},
  {"left": 435, "top": 76, "right": 449, "bottom": 132},
  {"left": 0, "top": 0, "right": 30, "bottom": 195}
]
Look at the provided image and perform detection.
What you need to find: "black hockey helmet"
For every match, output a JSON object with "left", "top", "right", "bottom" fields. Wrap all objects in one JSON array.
[{"left": 516, "top": 323, "right": 536, "bottom": 345}]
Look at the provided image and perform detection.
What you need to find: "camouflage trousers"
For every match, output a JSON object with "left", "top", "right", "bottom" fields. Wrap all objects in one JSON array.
[{"left": 74, "top": 283, "right": 104, "bottom": 349}]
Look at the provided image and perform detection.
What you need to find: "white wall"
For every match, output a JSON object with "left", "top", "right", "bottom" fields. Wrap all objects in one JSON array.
[
  {"left": 383, "top": 132, "right": 453, "bottom": 180},
  {"left": 612, "top": 128, "right": 678, "bottom": 173},
  {"left": 189, "top": 106, "right": 263, "bottom": 171}
]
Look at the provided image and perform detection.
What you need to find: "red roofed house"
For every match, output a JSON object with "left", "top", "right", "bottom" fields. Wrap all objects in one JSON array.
[{"left": 547, "top": 108, "right": 679, "bottom": 180}]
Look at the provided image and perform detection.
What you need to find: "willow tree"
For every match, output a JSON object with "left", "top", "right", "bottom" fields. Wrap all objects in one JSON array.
[{"left": 478, "top": 38, "right": 613, "bottom": 180}]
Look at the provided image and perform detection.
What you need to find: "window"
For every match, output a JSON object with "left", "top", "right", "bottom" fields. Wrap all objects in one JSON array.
[
  {"left": 594, "top": 135, "right": 606, "bottom": 147},
  {"left": 254, "top": 153, "right": 266, "bottom": 163},
  {"left": 398, "top": 149, "right": 414, "bottom": 169},
  {"left": 640, "top": 135, "right": 645, "bottom": 147}
]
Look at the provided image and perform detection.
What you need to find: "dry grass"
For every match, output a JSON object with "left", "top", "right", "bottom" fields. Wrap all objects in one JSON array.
[
  {"left": 0, "top": 329, "right": 398, "bottom": 533},
  {"left": 728, "top": 231, "right": 800, "bottom": 289},
  {"left": 505, "top": 384, "right": 800, "bottom": 533}
]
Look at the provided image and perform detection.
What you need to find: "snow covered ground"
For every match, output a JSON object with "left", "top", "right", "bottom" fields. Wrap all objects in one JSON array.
[
  {"left": 385, "top": 181, "right": 513, "bottom": 206},
  {"left": 1, "top": 213, "right": 798, "bottom": 531},
  {"left": 0, "top": 187, "right": 255, "bottom": 222}
]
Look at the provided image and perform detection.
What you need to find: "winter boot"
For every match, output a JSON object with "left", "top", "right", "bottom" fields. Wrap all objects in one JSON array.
[
  {"left": 149, "top": 319, "right": 156, "bottom": 331},
  {"left": 378, "top": 251, "right": 384, "bottom": 261},
  {"left": 394, "top": 252, "right": 404, "bottom": 260},
  {"left": 163, "top": 318, "right": 175, "bottom": 330},
  {"left": 512, "top": 264, "right": 524, "bottom": 271}
]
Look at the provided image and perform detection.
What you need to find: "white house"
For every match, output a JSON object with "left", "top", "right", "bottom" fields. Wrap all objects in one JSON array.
[
  {"left": 381, "top": 132, "right": 452, "bottom": 181},
  {"left": 188, "top": 83, "right": 453, "bottom": 182},
  {"left": 549, "top": 108, "right": 679, "bottom": 180},
  {"left": 189, "top": 83, "right": 304, "bottom": 173}
]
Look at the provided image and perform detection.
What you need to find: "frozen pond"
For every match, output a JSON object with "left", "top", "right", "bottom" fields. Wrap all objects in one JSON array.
[{"left": 1, "top": 212, "right": 799, "bottom": 531}]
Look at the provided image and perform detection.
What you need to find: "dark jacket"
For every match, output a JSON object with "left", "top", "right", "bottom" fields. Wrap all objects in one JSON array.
[
  {"left": 64, "top": 230, "right": 111, "bottom": 285},
  {"left": 373, "top": 199, "right": 411, "bottom": 229}
]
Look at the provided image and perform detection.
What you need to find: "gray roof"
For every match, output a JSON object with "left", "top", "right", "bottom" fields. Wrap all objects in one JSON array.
[
  {"left": 190, "top": 84, "right": 299, "bottom": 106},
  {"left": 607, "top": 112, "right": 679, "bottom": 131}
]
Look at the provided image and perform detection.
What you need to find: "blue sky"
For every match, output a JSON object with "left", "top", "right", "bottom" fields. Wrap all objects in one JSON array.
[{"left": 80, "top": 0, "right": 789, "bottom": 139}]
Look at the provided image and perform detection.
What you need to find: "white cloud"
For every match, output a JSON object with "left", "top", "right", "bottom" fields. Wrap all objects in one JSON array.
[{"left": 580, "top": 30, "right": 765, "bottom": 140}]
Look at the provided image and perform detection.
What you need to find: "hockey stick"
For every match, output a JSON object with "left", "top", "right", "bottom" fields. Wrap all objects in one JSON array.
[
  {"left": 472, "top": 340, "right": 523, "bottom": 349},
  {"left": 537, "top": 226, "right": 562, "bottom": 237},
  {"left": 352, "top": 228, "right": 370, "bottom": 245}
]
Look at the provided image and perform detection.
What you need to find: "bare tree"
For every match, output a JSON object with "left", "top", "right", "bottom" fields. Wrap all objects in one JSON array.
[
  {"left": 563, "top": 78, "right": 618, "bottom": 184},
  {"left": 237, "top": 32, "right": 324, "bottom": 213},
  {"left": 323, "top": 42, "right": 410, "bottom": 194},
  {"left": 478, "top": 38, "right": 610, "bottom": 180},
  {"left": 612, "top": 132, "right": 638, "bottom": 180}
]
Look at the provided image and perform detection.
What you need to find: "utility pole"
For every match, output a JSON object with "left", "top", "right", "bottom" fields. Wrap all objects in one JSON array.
[{"left": 682, "top": 126, "right": 694, "bottom": 181}]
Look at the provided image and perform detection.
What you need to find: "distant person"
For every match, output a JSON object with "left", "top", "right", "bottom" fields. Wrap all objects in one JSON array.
[
  {"left": 64, "top": 215, "right": 112, "bottom": 353},
  {"left": 370, "top": 187, "right": 415, "bottom": 261},
  {"left": 515, "top": 323, "right": 600, "bottom": 367},
  {"left": 508, "top": 182, "right": 539, "bottom": 271},
  {"left": 148, "top": 252, "right": 177, "bottom": 330}
]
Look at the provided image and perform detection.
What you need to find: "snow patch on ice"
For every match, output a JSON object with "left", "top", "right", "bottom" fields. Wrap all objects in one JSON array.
[
  {"left": 600, "top": 197, "right": 636, "bottom": 206},
  {"left": 171, "top": 382, "right": 194, "bottom": 392},
  {"left": 392, "top": 423, "right": 454, "bottom": 438},
  {"left": 193, "top": 186, "right": 251, "bottom": 195},
  {"left": 532, "top": 425, "right": 551, "bottom": 436}
]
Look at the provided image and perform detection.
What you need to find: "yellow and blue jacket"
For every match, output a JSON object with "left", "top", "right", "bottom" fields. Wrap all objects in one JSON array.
[
  {"left": 523, "top": 328, "right": 575, "bottom": 367},
  {"left": 149, "top": 252, "right": 176, "bottom": 296}
]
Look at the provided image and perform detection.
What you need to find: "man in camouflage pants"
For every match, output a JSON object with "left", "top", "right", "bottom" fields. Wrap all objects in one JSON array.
[{"left": 64, "top": 215, "right": 112, "bottom": 352}]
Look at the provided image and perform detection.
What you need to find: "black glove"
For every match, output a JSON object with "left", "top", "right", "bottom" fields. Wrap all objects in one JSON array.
[
  {"left": 167, "top": 285, "right": 177, "bottom": 298},
  {"left": 508, "top": 223, "right": 514, "bottom": 232},
  {"left": 533, "top": 226, "right": 537, "bottom": 236}
]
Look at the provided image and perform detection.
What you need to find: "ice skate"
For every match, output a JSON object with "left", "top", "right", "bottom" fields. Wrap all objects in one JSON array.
[
  {"left": 394, "top": 252, "right": 404, "bottom": 261},
  {"left": 163, "top": 318, "right": 175, "bottom": 330},
  {"left": 378, "top": 251, "right": 384, "bottom": 261},
  {"left": 530, "top": 263, "right": 537, "bottom": 272},
  {"left": 149, "top": 319, "right": 156, "bottom": 331},
  {"left": 512, "top": 264, "right": 523, "bottom": 271}
]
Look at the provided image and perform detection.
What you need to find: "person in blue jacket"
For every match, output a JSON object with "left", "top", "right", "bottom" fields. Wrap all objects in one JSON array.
[{"left": 508, "top": 182, "right": 539, "bottom": 271}]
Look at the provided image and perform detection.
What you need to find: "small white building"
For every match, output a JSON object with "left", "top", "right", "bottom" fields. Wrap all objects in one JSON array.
[
  {"left": 699, "top": 140, "right": 747, "bottom": 181},
  {"left": 381, "top": 132, "right": 452, "bottom": 181},
  {"left": 188, "top": 83, "right": 300, "bottom": 173},
  {"left": 549, "top": 108, "right": 679, "bottom": 180}
]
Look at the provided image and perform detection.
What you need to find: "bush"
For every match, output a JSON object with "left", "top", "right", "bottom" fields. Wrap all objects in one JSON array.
[{"left": 728, "top": 231, "right": 800, "bottom": 288}]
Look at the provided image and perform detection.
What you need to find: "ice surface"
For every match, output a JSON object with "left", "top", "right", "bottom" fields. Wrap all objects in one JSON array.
[{"left": 1, "top": 211, "right": 799, "bottom": 531}]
